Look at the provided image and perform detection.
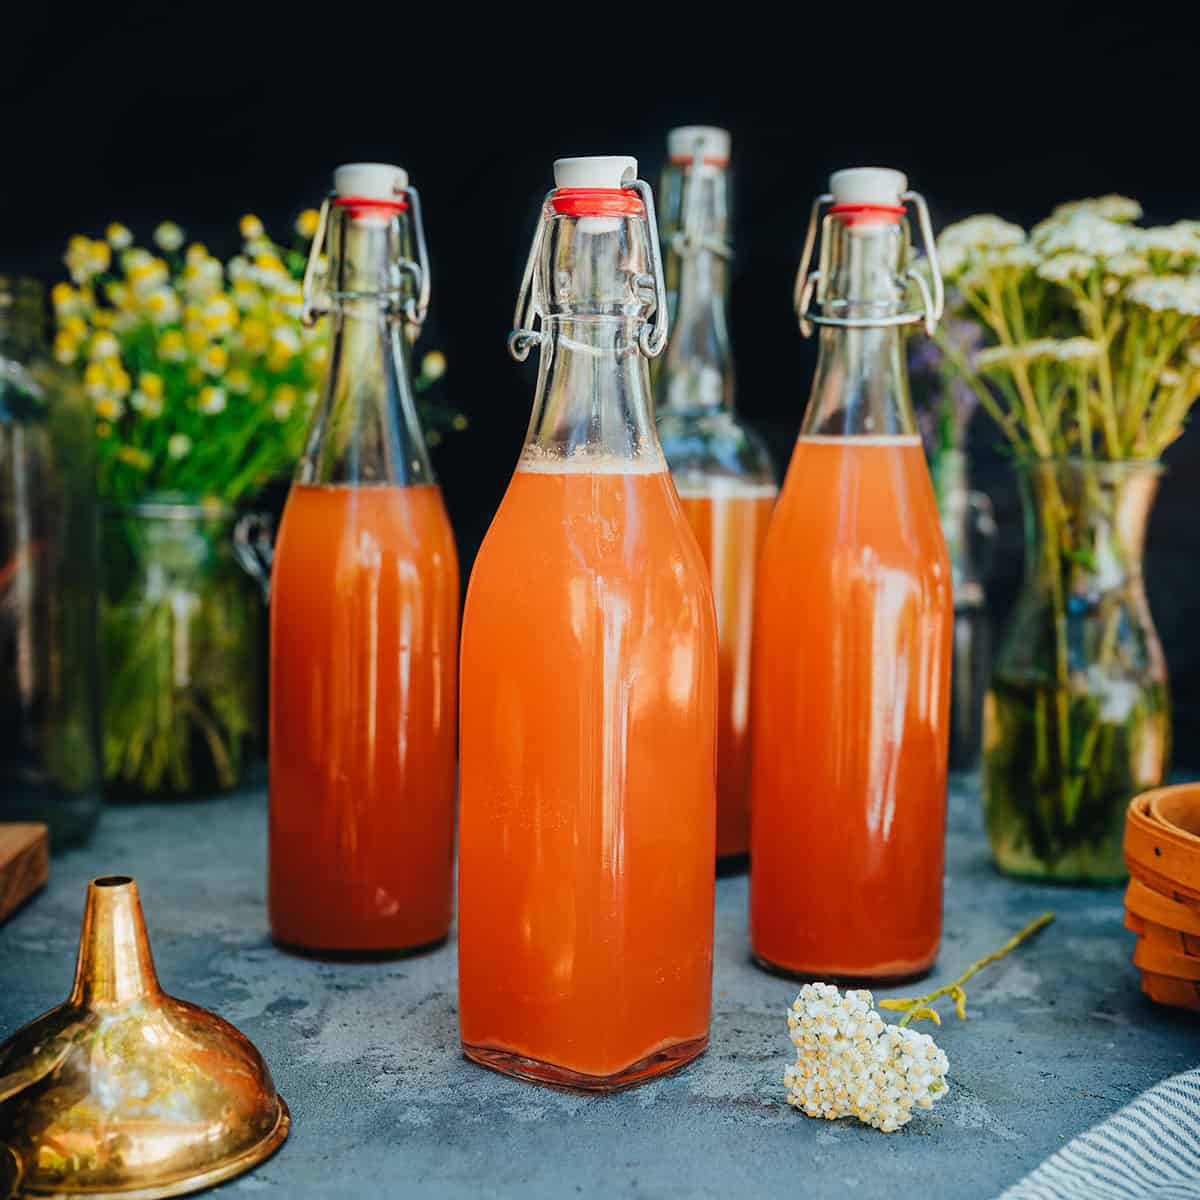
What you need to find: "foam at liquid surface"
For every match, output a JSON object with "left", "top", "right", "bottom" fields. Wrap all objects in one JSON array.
[
  {"left": 796, "top": 434, "right": 922, "bottom": 446},
  {"left": 673, "top": 478, "right": 778, "bottom": 501},
  {"left": 517, "top": 446, "right": 667, "bottom": 475}
]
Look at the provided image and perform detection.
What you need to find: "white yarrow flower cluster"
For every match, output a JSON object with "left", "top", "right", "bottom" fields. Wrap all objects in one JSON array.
[
  {"left": 1031, "top": 212, "right": 1129, "bottom": 258},
  {"left": 1051, "top": 195, "right": 1143, "bottom": 223},
  {"left": 1126, "top": 274, "right": 1200, "bottom": 316},
  {"left": 1036, "top": 253, "right": 1094, "bottom": 283},
  {"left": 784, "top": 983, "right": 949, "bottom": 1133},
  {"left": 937, "top": 217, "right": 1028, "bottom": 284},
  {"left": 939, "top": 215, "right": 1026, "bottom": 251},
  {"left": 1131, "top": 224, "right": 1200, "bottom": 261}
]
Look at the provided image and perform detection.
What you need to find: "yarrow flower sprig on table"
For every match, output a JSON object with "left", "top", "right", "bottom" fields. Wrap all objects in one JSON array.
[{"left": 784, "top": 912, "right": 1054, "bottom": 1133}]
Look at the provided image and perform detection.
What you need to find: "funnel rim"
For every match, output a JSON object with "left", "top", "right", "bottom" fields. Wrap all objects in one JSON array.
[{"left": 20, "top": 1096, "right": 291, "bottom": 1199}]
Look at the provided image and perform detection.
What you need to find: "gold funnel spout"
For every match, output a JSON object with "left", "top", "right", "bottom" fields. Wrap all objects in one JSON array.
[{"left": 0, "top": 876, "right": 289, "bottom": 1198}]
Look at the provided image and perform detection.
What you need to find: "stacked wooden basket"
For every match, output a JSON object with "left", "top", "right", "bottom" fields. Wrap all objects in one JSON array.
[{"left": 1123, "top": 783, "right": 1200, "bottom": 1012}]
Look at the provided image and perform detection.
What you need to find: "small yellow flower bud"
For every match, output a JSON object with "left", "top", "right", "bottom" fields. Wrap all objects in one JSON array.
[
  {"left": 295, "top": 209, "right": 321, "bottom": 239},
  {"left": 421, "top": 350, "right": 447, "bottom": 381},
  {"left": 117, "top": 445, "right": 151, "bottom": 470},
  {"left": 272, "top": 384, "right": 298, "bottom": 421},
  {"left": 200, "top": 344, "right": 229, "bottom": 375},
  {"left": 226, "top": 368, "right": 251, "bottom": 394},
  {"left": 239, "top": 318, "right": 269, "bottom": 354},
  {"left": 106, "top": 223, "right": 133, "bottom": 250},
  {"left": 88, "top": 332, "right": 120, "bottom": 361},
  {"left": 108, "top": 367, "right": 132, "bottom": 398},
  {"left": 158, "top": 330, "right": 187, "bottom": 362},
  {"left": 89, "top": 240, "right": 112, "bottom": 274},
  {"left": 51, "top": 282, "right": 77, "bottom": 312},
  {"left": 153, "top": 221, "right": 185, "bottom": 252},
  {"left": 53, "top": 332, "right": 79, "bottom": 364},
  {"left": 198, "top": 386, "right": 227, "bottom": 415},
  {"left": 240, "top": 214, "right": 265, "bottom": 240}
]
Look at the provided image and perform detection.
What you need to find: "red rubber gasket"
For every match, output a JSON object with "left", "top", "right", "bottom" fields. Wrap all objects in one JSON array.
[
  {"left": 830, "top": 203, "right": 904, "bottom": 225},
  {"left": 334, "top": 195, "right": 408, "bottom": 217},
  {"left": 551, "top": 188, "right": 644, "bottom": 218}
]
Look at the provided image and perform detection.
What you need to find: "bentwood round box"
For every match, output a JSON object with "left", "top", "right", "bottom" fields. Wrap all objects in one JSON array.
[{"left": 1124, "top": 784, "right": 1200, "bottom": 1012}]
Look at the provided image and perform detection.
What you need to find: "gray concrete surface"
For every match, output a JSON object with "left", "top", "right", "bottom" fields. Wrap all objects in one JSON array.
[{"left": 2, "top": 778, "right": 1196, "bottom": 1200}]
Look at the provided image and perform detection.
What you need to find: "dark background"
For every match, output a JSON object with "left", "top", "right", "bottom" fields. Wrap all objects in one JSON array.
[{"left": 5, "top": 5, "right": 1199, "bottom": 754}]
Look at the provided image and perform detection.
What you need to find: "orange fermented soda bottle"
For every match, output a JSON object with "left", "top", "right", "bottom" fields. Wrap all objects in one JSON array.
[
  {"left": 655, "top": 127, "right": 775, "bottom": 866},
  {"left": 269, "top": 163, "right": 459, "bottom": 954},
  {"left": 750, "top": 168, "right": 952, "bottom": 980},
  {"left": 458, "top": 156, "right": 718, "bottom": 1090}
]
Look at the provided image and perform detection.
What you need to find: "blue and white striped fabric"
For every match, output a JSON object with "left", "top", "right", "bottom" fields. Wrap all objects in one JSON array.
[{"left": 999, "top": 1069, "right": 1200, "bottom": 1199}]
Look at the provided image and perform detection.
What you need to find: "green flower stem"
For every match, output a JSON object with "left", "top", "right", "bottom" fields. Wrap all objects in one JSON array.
[
  {"left": 881, "top": 912, "right": 1056, "bottom": 1027},
  {"left": 930, "top": 331, "right": 1027, "bottom": 451}
]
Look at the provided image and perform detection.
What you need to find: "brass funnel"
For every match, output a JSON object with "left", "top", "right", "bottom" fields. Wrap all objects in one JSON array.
[{"left": 0, "top": 876, "right": 289, "bottom": 1198}]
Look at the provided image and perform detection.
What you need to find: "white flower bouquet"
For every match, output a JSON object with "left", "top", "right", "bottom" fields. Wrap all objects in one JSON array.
[{"left": 930, "top": 198, "right": 1195, "bottom": 879}]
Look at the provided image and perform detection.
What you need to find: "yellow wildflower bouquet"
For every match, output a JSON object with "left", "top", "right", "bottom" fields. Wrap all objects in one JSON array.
[
  {"left": 52, "top": 213, "right": 458, "bottom": 798},
  {"left": 53, "top": 213, "right": 327, "bottom": 504}
]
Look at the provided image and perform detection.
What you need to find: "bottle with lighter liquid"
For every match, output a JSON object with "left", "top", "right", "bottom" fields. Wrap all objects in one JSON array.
[
  {"left": 268, "top": 163, "right": 459, "bottom": 955},
  {"left": 749, "top": 168, "right": 953, "bottom": 980},
  {"left": 654, "top": 126, "right": 776, "bottom": 868},
  {"left": 458, "top": 156, "right": 717, "bottom": 1090}
]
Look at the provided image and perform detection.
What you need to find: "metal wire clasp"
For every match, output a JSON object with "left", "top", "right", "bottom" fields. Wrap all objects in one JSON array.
[
  {"left": 507, "top": 178, "right": 671, "bottom": 362},
  {"left": 792, "top": 190, "right": 944, "bottom": 338},
  {"left": 301, "top": 186, "right": 432, "bottom": 330}
]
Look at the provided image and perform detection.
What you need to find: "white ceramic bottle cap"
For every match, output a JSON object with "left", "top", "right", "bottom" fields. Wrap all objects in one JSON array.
[
  {"left": 333, "top": 162, "right": 409, "bottom": 200},
  {"left": 830, "top": 167, "right": 907, "bottom": 206},
  {"left": 667, "top": 126, "right": 731, "bottom": 163},
  {"left": 553, "top": 156, "right": 638, "bottom": 189}
]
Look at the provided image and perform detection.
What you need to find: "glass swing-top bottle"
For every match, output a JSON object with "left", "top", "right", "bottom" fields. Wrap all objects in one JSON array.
[
  {"left": 750, "top": 168, "right": 952, "bottom": 980},
  {"left": 269, "top": 163, "right": 459, "bottom": 954},
  {"left": 655, "top": 126, "right": 775, "bottom": 865},
  {"left": 458, "top": 156, "right": 717, "bottom": 1090}
]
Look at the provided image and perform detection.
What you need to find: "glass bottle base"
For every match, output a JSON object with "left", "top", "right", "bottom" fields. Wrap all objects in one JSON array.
[
  {"left": 751, "top": 952, "right": 936, "bottom": 987},
  {"left": 271, "top": 933, "right": 448, "bottom": 962},
  {"left": 989, "top": 840, "right": 1129, "bottom": 886},
  {"left": 461, "top": 1035, "right": 708, "bottom": 1093}
]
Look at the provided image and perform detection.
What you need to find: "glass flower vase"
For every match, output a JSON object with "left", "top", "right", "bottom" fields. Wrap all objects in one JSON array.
[
  {"left": 101, "top": 497, "right": 262, "bottom": 800},
  {"left": 983, "top": 459, "right": 1170, "bottom": 882}
]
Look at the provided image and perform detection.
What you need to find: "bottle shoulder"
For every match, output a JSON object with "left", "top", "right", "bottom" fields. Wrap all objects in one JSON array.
[{"left": 657, "top": 410, "right": 776, "bottom": 485}]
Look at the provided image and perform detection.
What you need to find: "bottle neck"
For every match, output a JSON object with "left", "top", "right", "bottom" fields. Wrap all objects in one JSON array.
[
  {"left": 801, "top": 217, "right": 916, "bottom": 438},
  {"left": 656, "top": 164, "right": 733, "bottom": 415},
  {"left": 520, "top": 205, "right": 664, "bottom": 470},
  {"left": 524, "top": 316, "right": 662, "bottom": 469},
  {"left": 298, "top": 209, "right": 433, "bottom": 486}
]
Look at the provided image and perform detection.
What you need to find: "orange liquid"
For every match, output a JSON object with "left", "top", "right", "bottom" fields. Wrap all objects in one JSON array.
[
  {"left": 749, "top": 437, "right": 951, "bottom": 979},
  {"left": 458, "top": 460, "right": 717, "bottom": 1087},
  {"left": 269, "top": 483, "right": 459, "bottom": 953},
  {"left": 677, "top": 483, "right": 776, "bottom": 859}
]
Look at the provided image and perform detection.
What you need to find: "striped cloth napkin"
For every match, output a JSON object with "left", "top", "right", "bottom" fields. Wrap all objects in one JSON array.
[{"left": 999, "top": 1069, "right": 1200, "bottom": 1199}]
